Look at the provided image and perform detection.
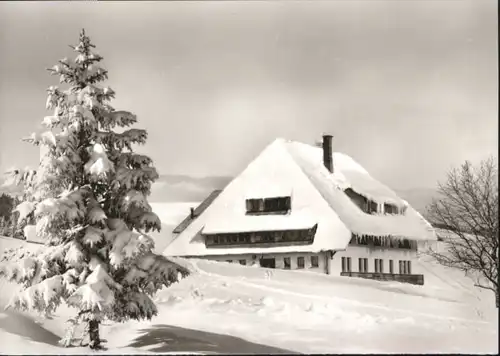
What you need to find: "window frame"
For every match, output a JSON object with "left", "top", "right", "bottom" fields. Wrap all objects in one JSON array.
[
  {"left": 399, "top": 260, "right": 407, "bottom": 274},
  {"left": 246, "top": 196, "right": 291, "bottom": 215},
  {"left": 297, "top": 256, "right": 305, "bottom": 269},
  {"left": 310, "top": 255, "right": 319, "bottom": 268},
  {"left": 284, "top": 257, "right": 291, "bottom": 270},
  {"left": 358, "top": 257, "right": 368, "bottom": 273}
]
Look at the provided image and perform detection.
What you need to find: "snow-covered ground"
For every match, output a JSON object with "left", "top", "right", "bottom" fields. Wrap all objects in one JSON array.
[{"left": 0, "top": 201, "right": 498, "bottom": 354}]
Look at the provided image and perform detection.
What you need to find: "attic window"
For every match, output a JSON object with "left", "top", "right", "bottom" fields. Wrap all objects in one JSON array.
[
  {"left": 344, "top": 188, "right": 378, "bottom": 215},
  {"left": 384, "top": 203, "right": 398, "bottom": 215},
  {"left": 246, "top": 196, "right": 291, "bottom": 215}
]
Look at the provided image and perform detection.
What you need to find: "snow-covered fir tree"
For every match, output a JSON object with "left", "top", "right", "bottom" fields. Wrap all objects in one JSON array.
[{"left": 0, "top": 29, "right": 189, "bottom": 349}]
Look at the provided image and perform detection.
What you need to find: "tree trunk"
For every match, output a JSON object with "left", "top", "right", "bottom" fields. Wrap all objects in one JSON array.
[{"left": 88, "top": 319, "right": 101, "bottom": 350}]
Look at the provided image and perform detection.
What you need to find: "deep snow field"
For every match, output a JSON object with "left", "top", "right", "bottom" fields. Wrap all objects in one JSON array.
[{"left": 0, "top": 202, "right": 498, "bottom": 354}]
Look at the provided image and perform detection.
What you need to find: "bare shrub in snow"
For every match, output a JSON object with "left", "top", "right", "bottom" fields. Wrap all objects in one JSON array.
[
  {"left": 427, "top": 157, "right": 498, "bottom": 307},
  {"left": 0, "top": 30, "right": 189, "bottom": 350}
]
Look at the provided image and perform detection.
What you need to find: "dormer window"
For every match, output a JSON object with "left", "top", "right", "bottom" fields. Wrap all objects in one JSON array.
[
  {"left": 345, "top": 188, "right": 407, "bottom": 216},
  {"left": 384, "top": 203, "right": 396, "bottom": 214},
  {"left": 367, "top": 200, "right": 378, "bottom": 214},
  {"left": 344, "top": 188, "right": 378, "bottom": 215},
  {"left": 246, "top": 196, "right": 291, "bottom": 215},
  {"left": 384, "top": 203, "right": 406, "bottom": 215}
]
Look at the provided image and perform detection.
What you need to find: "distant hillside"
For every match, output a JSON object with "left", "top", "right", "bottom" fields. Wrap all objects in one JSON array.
[
  {"left": 2, "top": 172, "right": 436, "bottom": 216},
  {"left": 149, "top": 175, "right": 232, "bottom": 202}
]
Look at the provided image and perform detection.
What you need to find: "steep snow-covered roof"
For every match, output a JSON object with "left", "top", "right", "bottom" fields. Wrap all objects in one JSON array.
[
  {"left": 203, "top": 211, "right": 317, "bottom": 234},
  {"left": 243, "top": 183, "right": 292, "bottom": 200},
  {"left": 283, "top": 140, "right": 436, "bottom": 241},
  {"left": 286, "top": 141, "right": 404, "bottom": 206},
  {"left": 172, "top": 190, "right": 222, "bottom": 234},
  {"left": 163, "top": 138, "right": 436, "bottom": 257}
]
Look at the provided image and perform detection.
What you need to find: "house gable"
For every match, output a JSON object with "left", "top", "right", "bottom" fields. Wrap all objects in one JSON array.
[{"left": 163, "top": 138, "right": 352, "bottom": 257}]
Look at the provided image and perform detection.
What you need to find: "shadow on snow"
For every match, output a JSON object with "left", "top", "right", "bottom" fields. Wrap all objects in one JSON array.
[
  {"left": 128, "top": 324, "right": 297, "bottom": 354},
  {"left": 0, "top": 310, "right": 61, "bottom": 346}
]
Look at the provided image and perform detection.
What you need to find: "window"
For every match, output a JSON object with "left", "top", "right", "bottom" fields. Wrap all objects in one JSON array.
[
  {"left": 344, "top": 188, "right": 368, "bottom": 212},
  {"left": 367, "top": 200, "right": 378, "bottom": 214},
  {"left": 374, "top": 259, "right": 384, "bottom": 273},
  {"left": 358, "top": 258, "right": 368, "bottom": 273},
  {"left": 226, "top": 260, "right": 233, "bottom": 263},
  {"left": 297, "top": 256, "right": 305, "bottom": 269},
  {"left": 262, "top": 234, "right": 273, "bottom": 242},
  {"left": 398, "top": 260, "right": 411, "bottom": 274},
  {"left": 342, "top": 257, "right": 352, "bottom": 272},
  {"left": 213, "top": 236, "right": 219, "bottom": 244},
  {"left": 384, "top": 203, "right": 397, "bottom": 215},
  {"left": 398, "top": 239, "right": 412, "bottom": 249},
  {"left": 345, "top": 188, "right": 378, "bottom": 215},
  {"left": 389, "top": 260, "right": 394, "bottom": 274},
  {"left": 264, "top": 197, "right": 291, "bottom": 212},
  {"left": 311, "top": 255, "right": 319, "bottom": 268},
  {"left": 239, "top": 259, "right": 246, "bottom": 266},
  {"left": 284, "top": 257, "right": 291, "bottom": 270},
  {"left": 246, "top": 196, "right": 291, "bottom": 214}
]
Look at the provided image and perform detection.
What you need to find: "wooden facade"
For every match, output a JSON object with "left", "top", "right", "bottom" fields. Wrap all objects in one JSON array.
[
  {"left": 340, "top": 271, "right": 424, "bottom": 285},
  {"left": 204, "top": 224, "right": 318, "bottom": 248}
]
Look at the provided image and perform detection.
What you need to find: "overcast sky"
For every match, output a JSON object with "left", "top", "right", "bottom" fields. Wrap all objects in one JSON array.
[{"left": 0, "top": 0, "right": 497, "bottom": 189}]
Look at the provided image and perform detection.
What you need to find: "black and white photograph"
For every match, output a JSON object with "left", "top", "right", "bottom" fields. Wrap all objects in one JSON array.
[{"left": 0, "top": 0, "right": 498, "bottom": 354}]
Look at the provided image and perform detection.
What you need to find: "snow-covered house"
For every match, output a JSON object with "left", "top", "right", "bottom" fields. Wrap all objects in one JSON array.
[{"left": 164, "top": 136, "right": 437, "bottom": 285}]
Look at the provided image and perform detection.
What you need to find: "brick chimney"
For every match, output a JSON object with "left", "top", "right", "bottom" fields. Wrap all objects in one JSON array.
[{"left": 322, "top": 134, "right": 333, "bottom": 173}]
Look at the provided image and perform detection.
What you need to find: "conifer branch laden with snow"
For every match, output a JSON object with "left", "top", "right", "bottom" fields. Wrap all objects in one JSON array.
[{"left": 0, "top": 29, "right": 190, "bottom": 350}]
